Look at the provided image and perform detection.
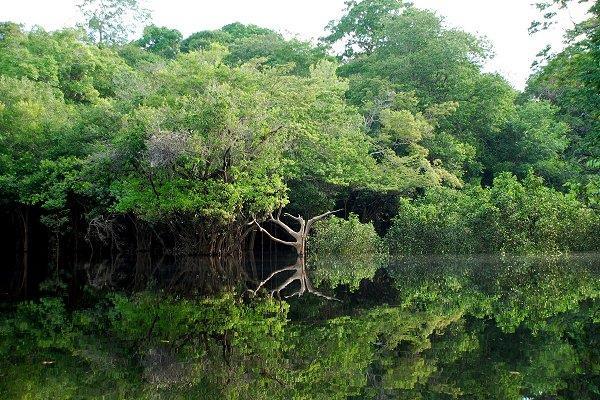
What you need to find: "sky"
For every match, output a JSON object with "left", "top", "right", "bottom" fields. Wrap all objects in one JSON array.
[{"left": 0, "top": 0, "right": 590, "bottom": 89}]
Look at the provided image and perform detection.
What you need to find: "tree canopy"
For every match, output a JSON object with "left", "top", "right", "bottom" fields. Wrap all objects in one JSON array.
[{"left": 0, "top": 0, "right": 598, "bottom": 289}]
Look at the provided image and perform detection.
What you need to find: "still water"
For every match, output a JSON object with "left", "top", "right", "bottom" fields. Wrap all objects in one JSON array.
[
  {"left": 85, "top": 252, "right": 600, "bottom": 399},
  {"left": 3, "top": 253, "right": 600, "bottom": 399}
]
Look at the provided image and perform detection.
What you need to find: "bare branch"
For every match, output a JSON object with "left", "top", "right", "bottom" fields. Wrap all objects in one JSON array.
[
  {"left": 272, "top": 274, "right": 301, "bottom": 298},
  {"left": 248, "top": 266, "right": 297, "bottom": 296},
  {"left": 268, "top": 214, "right": 300, "bottom": 237},
  {"left": 250, "top": 260, "right": 339, "bottom": 301},
  {"left": 306, "top": 209, "right": 343, "bottom": 232},
  {"left": 306, "top": 278, "right": 340, "bottom": 301},
  {"left": 251, "top": 220, "right": 296, "bottom": 247},
  {"left": 283, "top": 213, "right": 304, "bottom": 222},
  {"left": 307, "top": 289, "right": 341, "bottom": 302}
]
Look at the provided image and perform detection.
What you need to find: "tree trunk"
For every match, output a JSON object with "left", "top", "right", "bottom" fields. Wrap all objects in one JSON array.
[
  {"left": 15, "top": 207, "right": 30, "bottom": 297},
  {"left": 133, "top": 218, "right": 153, "bottom": 290},
  {"left": 251, "top": 209, "right": 341, "bottom": 258}
]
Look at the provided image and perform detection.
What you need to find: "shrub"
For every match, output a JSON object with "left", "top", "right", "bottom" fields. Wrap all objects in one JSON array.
[
  {"left": 385, "top": 172, "right": 600, "bottom": 254},
  {"left": 308, "top": 214, "right": 388, "bottom": 290},
  {"left": 309, "top": 213, "right": 387, "bottom": 257}
]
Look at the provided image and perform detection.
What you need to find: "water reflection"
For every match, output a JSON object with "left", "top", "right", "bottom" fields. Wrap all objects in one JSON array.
[
  {"left": 82, "top": 254, "right": 250, "bottom": 296},
  {"left": 248, "top": 257, "right": 339, "bottom": 300},
  {"left": 73, "top": 253, "right": 600, "bottom": 399}
]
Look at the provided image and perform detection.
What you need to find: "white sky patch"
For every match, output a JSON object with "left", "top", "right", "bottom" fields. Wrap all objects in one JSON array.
[{"left": 0, "top": 0, "right": 590, "bottom": 89}]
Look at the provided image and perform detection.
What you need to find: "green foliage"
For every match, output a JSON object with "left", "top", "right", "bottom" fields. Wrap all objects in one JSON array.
[
  {"left": 335, "top": 5, "right": 489, "bottom": 104},
  {"left": 181, "top": 23, "right": 274, "bottom": 52},
  {"left": 0, "top": 23, "right": 132, "bottom": 102},
  {"left": 0, "top": 292, "right": 290, "bottom": 399},
  {"left": 307, "top": 214, "right": 387, "bottom": 290},
  {"left": 323, "top": 0, "right": 406, "bottom": 58},
  {"left": 489, "top": 100, "right": 572, "bottom": 186},
  {"left": 105, "top": 52, "right": 380, "bottom": 225},
  {"left": 0, "top": 76, "right": 79, "bottom": 207},
  {"left": 109, "top": 291, "right": 288, "bottom": 349},
  {"left": 526, "top": 47, "right": 600, "bottom": 178},
  {"left": 2, "top": 2, "right": 600, "bottom": 399},
  {"left": 386, "top": 186, "right": 490, "bottom": 254},
  {"left": 386, "top": 172, "right": 600, "bottom": 254},
  {"left": 0, "top": 0, "right": 598, "bottom": 269},
  {"left": 2, "top": 254, "right": 600, "bottom": 399},
  {"left": 135, "top": 25, "right": 182, "bottom": 59},
  {"left": 0, "top": 298, "right": 74, "bottom": 354},
  {"left": 226, "top": 34, "right": 330, "bottom": 76},
  {"left": 526, "top": 0, "right": 600, "bottom": 179},
  {"left": 309, "top": 213, "right": 386, "bottom": 257},
  {"left": 180, "top": 23, "right": 329, "bottom": 76},
  {"left": 325, "top": 0, "right": 586, "bottom": 192}
]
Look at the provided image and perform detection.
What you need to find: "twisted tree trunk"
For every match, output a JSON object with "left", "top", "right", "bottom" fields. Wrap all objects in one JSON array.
[{"left": 250, "top": 209, "right": 341, "bottom": 258}]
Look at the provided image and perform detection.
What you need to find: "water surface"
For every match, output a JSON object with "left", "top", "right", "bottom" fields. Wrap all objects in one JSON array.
[{"left": 5, "top": 253, "right": 600, "bottom": 399}]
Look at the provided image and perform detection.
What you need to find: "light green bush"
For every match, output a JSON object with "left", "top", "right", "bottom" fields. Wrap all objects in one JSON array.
[{"left": 386, "top": 172, "right": 600, "bottom": 254}]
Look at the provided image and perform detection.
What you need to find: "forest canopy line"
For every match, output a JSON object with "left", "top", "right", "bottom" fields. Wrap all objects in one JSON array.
[{"left": 1, "top": 0, "right": 599, "bottom": 296}]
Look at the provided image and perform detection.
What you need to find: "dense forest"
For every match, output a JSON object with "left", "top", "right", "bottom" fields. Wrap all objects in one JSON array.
[
  {"left": 1, "top": 0, "right": 600, "bottom": 398},
  {"left": 0, "top": 0, "right": 600, "bottom": 293},
  {"left": 1, "top": 0, "right": 599, "bottom": 297}
]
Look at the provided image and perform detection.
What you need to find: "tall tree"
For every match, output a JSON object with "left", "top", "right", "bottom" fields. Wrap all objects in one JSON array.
[
  {"left": 526, "top": 0, "right": 600, "bottom": 179},
  {"left": 77, "top": 0, "right": 151, "bottom": 45},
  {"left": 322, "top": 0, "right": 405, "bottom": 58}
]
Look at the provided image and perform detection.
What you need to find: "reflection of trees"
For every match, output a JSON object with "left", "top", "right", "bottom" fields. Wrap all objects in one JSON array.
[
  {"left": 63, "top": 253, "right": 600, "bottom": 399},
  {"left": 250, "top": 257, "right": 339, "bottom": 300},
  {"left": 307, "top": 254, "right": 385, "bottom": 291},
  {"left": 163, "top": 256, "right": 248, "bottom": 296},
  {"left": 274, "top": 254, "right": 600, "bottom": 399},
  {"left": 82, "top": 255, "right": 249, "bottom": 297},
  {"left": 248, "top": 252, "right": 386, "bottom": 301},
  {"left": 371, "top": 253, "right": 600, "bottom": 399},
  {"left": 283, "top": 305, "right": 465, "bottom": 400},
  {"left": 389, "top": 254, "right": 600, "bottom": 332}
]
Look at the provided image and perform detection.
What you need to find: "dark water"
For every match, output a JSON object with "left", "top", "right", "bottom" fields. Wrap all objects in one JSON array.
[
  {"left": 4, "top": 253, "right": 600, "bottom": 399},
  {"left": 107, "top": 253, "right": 600, "bottom": 397}
]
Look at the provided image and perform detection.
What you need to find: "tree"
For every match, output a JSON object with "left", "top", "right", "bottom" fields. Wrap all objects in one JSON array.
[
  {"left": 251, "top": 209, "right": 342, "bottom": 258},
  {"left": 489, "top": 100, "right": 572, "bottom": 186},
  {"left": 77, "top": 0, "right": 151, "bottom": 45},
  {"left": 326, "top": 1, "right": 533, "bottom": 185},
  {"left": 180, "top": 23, "right": 329, "bottom": 76},
  {"left": 0, "top": 23, "right": 133, "bottom": 102},
  {"left": 135, "top": 25, "right": 182, "bottom": 59},
  {"left": 385, "top": 172, "right": 599, "bottom": 254},
  {"left": 102, "top": 50, "right": 390, "bottom": 255},
  {"left": 322, "top": 0, "right": 405, "bottom": 58},
  {"left": 527, "top": 0, "right": 600, "bottom": 176},
  {"left": 181, "top": 23, "right": 275, "bottom": 52}
]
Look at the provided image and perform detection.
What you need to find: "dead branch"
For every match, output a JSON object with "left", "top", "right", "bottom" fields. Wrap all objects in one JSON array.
[
  {"left": 306, "top": 209, "right": 343, "bottom": 232},
  {"left": 250, "top": 219, "right": 296, "bottom": 247},
  {"left": 267, "top": 213, "right": 300, "bottom": 238}
]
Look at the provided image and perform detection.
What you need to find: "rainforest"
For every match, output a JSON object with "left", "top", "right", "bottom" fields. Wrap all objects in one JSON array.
[{"left": 1, "top": 0, "right": 600, "bottom": 398}]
